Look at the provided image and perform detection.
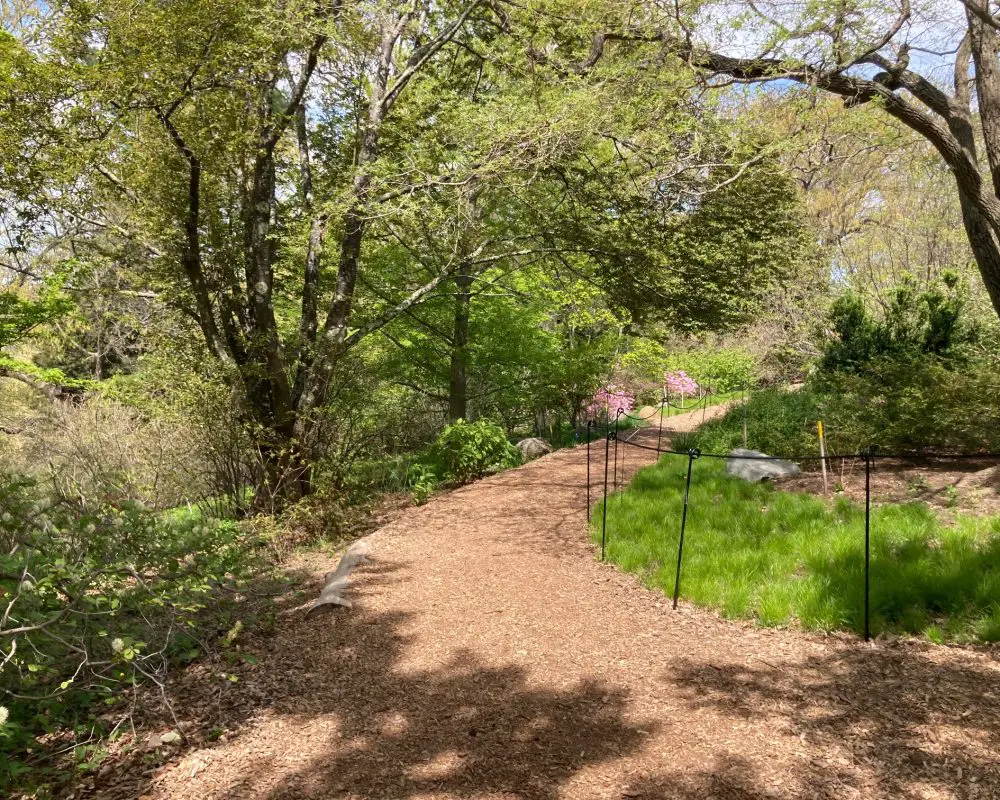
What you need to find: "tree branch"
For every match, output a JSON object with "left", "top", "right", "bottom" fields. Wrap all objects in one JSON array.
[
  {"left": 381, "top": 1, "right": 483, "bottom": 111},
  {"left": 263, "top": 33, "right": 328, "bottom": 155},
  {"left": 342, "top": 269, "right": 456, "bottom": 350},
  {"left": 958, "top": 0, "right": 1000, "bottom": 32}
]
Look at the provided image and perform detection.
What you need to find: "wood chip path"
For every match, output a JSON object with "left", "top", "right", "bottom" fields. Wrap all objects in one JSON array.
[{"left": 116, "top": 407, "right": 1000, "bottom": 800}]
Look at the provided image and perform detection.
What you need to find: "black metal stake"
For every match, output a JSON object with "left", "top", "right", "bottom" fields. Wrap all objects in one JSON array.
[
  {"left": 601, "top": 429, "right": 613, "bottom": 561},
  {"left": 612, "top": 408, "right": 622, "bottom": 491},
  {"left": 864, "top": 448, "right": 873, "bottom": 642},
  {"left": 656, "top": 398, "right": 665, "bottom": 453},
  {"left": 586, "top": 420, "right": 595, "bottom": 522},
  {"left": 672, "top": 448, "right": 700, "bottom": 610}
]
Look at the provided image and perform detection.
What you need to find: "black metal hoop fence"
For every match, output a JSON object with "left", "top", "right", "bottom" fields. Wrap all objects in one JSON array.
[{"left": 581, "top": 415, "right": 1000, "bottom": 642}]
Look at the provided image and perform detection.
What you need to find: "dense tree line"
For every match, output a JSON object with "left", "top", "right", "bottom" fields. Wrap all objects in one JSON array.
[
  {"left": 7, "top": 0, "right": 1000, "bottom": 791},
  {"left": 2, "top": 0, "right": 807, "bottom": 505}
]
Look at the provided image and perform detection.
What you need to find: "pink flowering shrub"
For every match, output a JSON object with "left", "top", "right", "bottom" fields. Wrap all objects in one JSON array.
[
  {"left": 664, "top": 370, "right": 699, "bottom": 396},
  {"left": 586, "top": 384, "right": 635, "bottom": 421}
]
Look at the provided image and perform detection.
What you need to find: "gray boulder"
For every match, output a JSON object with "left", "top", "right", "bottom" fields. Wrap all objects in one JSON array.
[
  {"left": 726, "top": 448, "right": 800, "bottom": 483},
  {"left": 516, "top": 437, "right": 552, "bottom": 461}
]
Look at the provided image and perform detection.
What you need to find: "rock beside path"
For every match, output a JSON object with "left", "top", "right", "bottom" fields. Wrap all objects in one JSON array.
[
  {"left": 307, "top": 538, "right": 371, "bottom": 613},
  {"left": 726, "top": 448, "right": 800, "bottom": 482},
  {"left": 516, "top": 437, "right": 552, "bottom": 460}
]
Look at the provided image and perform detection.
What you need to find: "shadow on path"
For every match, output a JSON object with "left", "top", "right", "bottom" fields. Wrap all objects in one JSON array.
[
  {"left": 206, "top": 596, "right": 649, "bottom": 799},
  {"left": 661, "top": 646, "right": 1000, "bottom": 797}
]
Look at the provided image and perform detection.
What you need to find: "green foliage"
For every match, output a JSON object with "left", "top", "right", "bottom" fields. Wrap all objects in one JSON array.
[
  {"left": 803, "top": 274, "right": 1000, "bottom": 454},
  {"left": 619, "top": 337, "right": 669, "bottom": 380},
  {"left": 0, "top": 290, "right": 72, "bottom": 351},
  {"left": 660, "top": 164, "right": 811, "bottom": 331},
  {"left": 821, "top": 274, "right": 974, "bottom": 374},
  {"left": 690, "top": 362, "right": 1000, "bottom": 457},
  {"left": 0, "top": 355, "right": 88, "bottom": 391},
  {"left": 687, "top": 388, "right": 822, "bottom": 456},
  {"left": 816, "top": 360, "right": 1000, "bottom": 454},
  {"left": 0, "top": 474, "right": 269, "bottom": 790},
  {"left": 0, "top": 29, "right": 71, "bottom": 206},
  {"left": 408, "top": 463, "right": 438, "bottom": 506},
  {"left": 666, "top": 348, "right": 758, "bottom": 392},
  {"left": 687, "top": 273, "right": 1000, "bottom": 458},
  {"left": 344, "top": 454, "right": 420, "bottom": 497},
  {"left": 595, "top": 457, "right": 1000, "bottom": 642},
  {"left": 621, "top": 339, "right": 758, "bottom": 394},
  {"left": 428, "top": 419, "right": 520, "bottom": 485}
]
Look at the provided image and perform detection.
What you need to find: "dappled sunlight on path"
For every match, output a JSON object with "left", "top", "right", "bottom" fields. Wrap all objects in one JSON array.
[{"left": 110, "top": 405, "right": 1000, "bottom": 800}]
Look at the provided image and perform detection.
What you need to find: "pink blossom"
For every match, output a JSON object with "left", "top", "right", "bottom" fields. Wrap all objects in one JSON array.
[
  {"left": 586, "top": 384, "right": 635, "bottom": 420},
  {"left": 664, "top": 370, "right": 699, "bottom": 396}
]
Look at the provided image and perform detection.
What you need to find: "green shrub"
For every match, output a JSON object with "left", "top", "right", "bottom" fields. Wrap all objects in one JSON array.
[
  {"left": 668, "top": 347, "right": 758, "bottom": 392},
  {"left": 429, "top": 419, "right": 520, "bottom": 484},
  {"left": 820, "top": 274, "right": 975, "bottom": 374},
  {"left": 0, "top": 474, "right": 269, "bottom": 791},
  {"left": 681, "top": 272, "right": 995, "bottom": 459},
  {"left": 689, "top": 357, "right": 1000, "bottom": 458},
  {"left": 621, "top": 340, "right": 758, "bottom": 394},
  {"left": 408, "top": 463, "right": 438, "bottom": 505},
  {"left": 816, "top": 358, "right": 1000, "bottom": 454},
  {"left": 687, "top": 387, "right": 821, "bottom": 457}
]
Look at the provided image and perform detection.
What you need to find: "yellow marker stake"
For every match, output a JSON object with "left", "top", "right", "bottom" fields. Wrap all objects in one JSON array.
[{"left": 818, "top": 420, "right": 829, "bottom": 494}]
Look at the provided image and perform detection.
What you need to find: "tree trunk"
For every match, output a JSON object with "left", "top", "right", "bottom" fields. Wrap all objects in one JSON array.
[
  {"left": 967, "top": 1, "right": 1000, "bottom": 196},
  {"left": 252, "top": 432, "right": 312, "bottom": 513},
  {"left": 246, "top": 141, "right": 294, "bottom": 432},
  {"left": 956, "top": 184, "right": 1000, "bottom": 313},
  {"left": 448, "top": 263, "right": 473, "bottom": 422},
  {"left": 293, "top": 22, "right": 389, "bottom": 424}
]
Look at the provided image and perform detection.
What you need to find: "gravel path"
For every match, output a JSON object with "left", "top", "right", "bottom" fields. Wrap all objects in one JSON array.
[{"left": 136, "top": 407, "right": 1000, "bottom": 800}]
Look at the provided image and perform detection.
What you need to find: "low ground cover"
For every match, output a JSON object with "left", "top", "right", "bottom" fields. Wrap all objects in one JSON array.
[{"left": 593, "top": 456, "right": 1000, "bottom": 642}]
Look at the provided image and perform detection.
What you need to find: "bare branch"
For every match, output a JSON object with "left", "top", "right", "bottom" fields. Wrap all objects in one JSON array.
[{"left": 958, "top": 0, "right": 1000, "bottom": 32}]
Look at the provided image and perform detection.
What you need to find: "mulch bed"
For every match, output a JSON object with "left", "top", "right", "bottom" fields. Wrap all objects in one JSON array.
[{"left": 782, "top": 458, "right": 1000, "bottom": 519}]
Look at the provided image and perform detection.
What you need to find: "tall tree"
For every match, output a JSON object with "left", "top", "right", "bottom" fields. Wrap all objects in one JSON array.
[
  {"left": 568, "top": 0, "right": 1000, "bottom": 320},
  {"left": 5, "top": 0, "right": 492, "bottom": 503}
]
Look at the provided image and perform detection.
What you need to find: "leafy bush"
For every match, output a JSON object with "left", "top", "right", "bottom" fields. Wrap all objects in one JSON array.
[
  {"left": 16, "top": 397, "right": 206, "bottom": 511},
  {"left": 821, "top": 274, "right": 975, "bottom": 374},
  {"left": 688, "top": 274, "right": 1000, "bottom": 460},
  {"left": 817, "top": 359, "right": 1000, "bottom": 454},
  {"left": 428, "top": 419, "right": 520, "bottom": 484},
  {"left": 687, "top": 387, "right": 822, "bottom": 457},
  {"left": 267, "top": 488, "right": 350, "bottom": 554},
  {"left": 667, "top": 347, "right": 757, "bottom": 392},
  {"left": 799, "top": 274, "right": 1000, "bottom": 454},
  {"left": 408, "top": 463, "right": 438, "bottom": 505},
  {"left": 689, "top": 361, "right": 1000, "bottom": 459},
  {"left": 0, "top": 474, "right": 268, "bottom": 790},
  {"left": 621, "top": 339, "right": 758, "bottom": 393}
]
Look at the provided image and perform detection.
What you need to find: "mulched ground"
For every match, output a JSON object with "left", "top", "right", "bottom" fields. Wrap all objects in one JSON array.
[
  {"left": 782, "top": 458, "right": 1000, "bottom": 519},
  {"left": 90, "top": 408, "right": 1000, "bottom": 800}
]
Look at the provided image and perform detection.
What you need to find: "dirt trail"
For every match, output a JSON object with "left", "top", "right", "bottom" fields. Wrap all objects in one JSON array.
[{"left": 125, "top": 406, "right": 1000, "bottom": 800}]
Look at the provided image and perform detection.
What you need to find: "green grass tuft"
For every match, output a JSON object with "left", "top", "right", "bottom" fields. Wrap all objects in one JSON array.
[{"left": 592, "top": 457, "right": 1000, "bottom": 642}]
